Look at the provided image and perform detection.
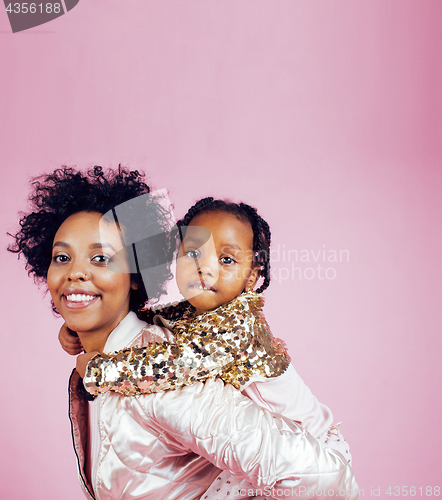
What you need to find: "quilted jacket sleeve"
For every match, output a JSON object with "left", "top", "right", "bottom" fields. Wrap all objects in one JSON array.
[{"left": 139, "top": 378, "right": 359, "bottom": 500}]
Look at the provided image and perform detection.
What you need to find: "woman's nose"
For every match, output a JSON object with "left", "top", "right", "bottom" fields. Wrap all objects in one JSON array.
[{"left": 67, "top": 263, "right": 89, "bottom": 282}]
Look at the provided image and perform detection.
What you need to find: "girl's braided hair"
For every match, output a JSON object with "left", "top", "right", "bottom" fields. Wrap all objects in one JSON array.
[
  {"left": 176, "top": 197, "right": 271, "bottom": 293},
  {"left": 8, "top": 165, "right": 174, "bottom": 312}
]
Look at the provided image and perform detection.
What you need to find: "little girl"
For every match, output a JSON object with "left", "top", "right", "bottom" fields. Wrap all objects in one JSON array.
[
  {"left": 78, "top": 198, "right": 294, "bottom": 397},
  {"left": 64, "top": 197, "right": 354, "bottom": 493}
]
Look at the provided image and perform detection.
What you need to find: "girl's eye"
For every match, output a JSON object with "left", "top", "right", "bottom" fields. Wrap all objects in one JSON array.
[
  {"left": 185, "top": 249, "right": 200, "bottom": 259},
  {"left": 91, "top": 255, "right": 112, "bottom": 265},
  {"left": 220, "top": 256, "right": 235, "bottom": 265},
  {"left": 52, "top": 254, "right": 69, "bottom": 263}
]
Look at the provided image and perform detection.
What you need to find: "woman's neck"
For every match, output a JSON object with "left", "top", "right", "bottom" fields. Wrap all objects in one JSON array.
[
  {"left": 77, "top": 330, "right": 110, "bottom": 353},
  {"left": 75, "top": 310, "right": 130, "bottom": 353}
]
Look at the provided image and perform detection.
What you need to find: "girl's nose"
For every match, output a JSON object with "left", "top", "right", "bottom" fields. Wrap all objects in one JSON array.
[
  {"left": 198, "top": 265, "right": 214, "bottom": 277},
  {"left": 196, "top": 253, "right": 218, "bottom": 280}
]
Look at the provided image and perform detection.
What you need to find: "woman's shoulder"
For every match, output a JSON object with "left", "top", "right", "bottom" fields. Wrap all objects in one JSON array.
[{"left": 133, "top": 324, "right": 176, "bottom": 347}]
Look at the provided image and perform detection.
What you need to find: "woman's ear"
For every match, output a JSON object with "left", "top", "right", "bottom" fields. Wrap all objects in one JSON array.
[
  {"left": 131, "top": 280, "right": 139, "bottom": 291},
  {"left": 245, "top": 266, "right": 261, "bottom": 292}
]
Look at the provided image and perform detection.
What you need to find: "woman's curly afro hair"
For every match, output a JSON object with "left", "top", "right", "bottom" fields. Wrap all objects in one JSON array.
[{"left": 8, "top": 165, "right": 174, "bottom": 312}]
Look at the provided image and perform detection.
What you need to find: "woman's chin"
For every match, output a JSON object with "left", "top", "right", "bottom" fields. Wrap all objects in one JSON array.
[{"left": 62, "top": 315, "right": 97, "bottom": 337}]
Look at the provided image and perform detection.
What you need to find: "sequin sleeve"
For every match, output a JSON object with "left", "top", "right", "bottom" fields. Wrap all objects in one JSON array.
[{"left": 83, "top": 292, "right": 290, "bottom": 396}]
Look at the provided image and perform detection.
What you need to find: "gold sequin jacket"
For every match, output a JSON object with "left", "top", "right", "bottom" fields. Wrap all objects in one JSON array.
[{"left": 83, "top": 292, "right": 291, "bottom": 396}]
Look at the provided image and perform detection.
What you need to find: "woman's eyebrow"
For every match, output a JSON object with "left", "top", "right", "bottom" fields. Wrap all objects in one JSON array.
[
  {"left": 90, "top": 242, "right": 117, "bottom": 251},
  {"left": 52, "top": 241, "right": 69, "bottom": 248},
  {"left": 52, "top": 242, "right": 117, "bottom": 251}
]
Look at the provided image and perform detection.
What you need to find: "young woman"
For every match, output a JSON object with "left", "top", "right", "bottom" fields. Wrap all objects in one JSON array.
[{"left": 9, "top": 166, "right": 358, "bottom": 500}]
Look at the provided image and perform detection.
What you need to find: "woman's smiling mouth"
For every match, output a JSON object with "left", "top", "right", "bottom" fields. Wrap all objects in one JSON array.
[
  {"left": 66, "top": 294, "right": 97, "bottom": 302},
  {"left": 62, "top": 289, "right": 100, "bottom": 309}
]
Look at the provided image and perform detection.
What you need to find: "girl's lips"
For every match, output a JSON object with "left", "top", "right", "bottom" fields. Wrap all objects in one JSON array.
[{"left": 189, "top": 281, "right": 216, "bottom": 292}]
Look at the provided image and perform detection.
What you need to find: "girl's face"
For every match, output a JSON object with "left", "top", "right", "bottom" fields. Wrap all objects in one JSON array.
[
  {"left": 47, "top": 211, "right": 136, "bottom": 351},
  {"left": 176, "top": 211, "right": 259, "bottom": 315}
]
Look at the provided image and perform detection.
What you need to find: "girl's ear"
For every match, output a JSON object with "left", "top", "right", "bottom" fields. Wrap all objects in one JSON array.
[
  {"left": 245, "top": 266, "right": 261, "bottom": 292},
  {"left": 131, "top": 280, "right": 139, "bottom": 291}
]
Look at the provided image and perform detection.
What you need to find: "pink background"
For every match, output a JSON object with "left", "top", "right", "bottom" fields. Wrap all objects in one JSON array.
[{"left": 1, "top": 1, "right": 441, "bottom": 498}]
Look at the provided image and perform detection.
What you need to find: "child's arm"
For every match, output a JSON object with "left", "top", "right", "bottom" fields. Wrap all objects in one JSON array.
[
  {"left": 83, "top": 293, "right": 289, "bottom": 396},
  {"left": 83, "top": 326, "right": 243, "bottom": 396},
  {"left": 59, "top": 323, "right": 84, "bottom": 355},
  {"left": 76, "top": 351, "right": 99, "bottom": 378}
]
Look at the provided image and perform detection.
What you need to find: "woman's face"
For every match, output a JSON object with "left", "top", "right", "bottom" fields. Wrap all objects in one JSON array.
[{"left": 47, "top": 211, "right": 136, "bottom": 351}]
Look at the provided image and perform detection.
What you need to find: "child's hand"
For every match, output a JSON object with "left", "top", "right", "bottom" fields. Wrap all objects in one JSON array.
[
  {"left": 59, "top": 323, "right": 84, "bottom": 355},
  {"left": 76, "top": 351, "right": 100, "bottom": 379}
]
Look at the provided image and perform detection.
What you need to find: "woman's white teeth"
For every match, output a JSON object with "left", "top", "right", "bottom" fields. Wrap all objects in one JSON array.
[{"left": 66, "top": 294, "right": 96, "bottom": 302}]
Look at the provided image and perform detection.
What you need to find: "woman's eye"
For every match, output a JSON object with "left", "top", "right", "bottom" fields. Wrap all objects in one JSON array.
[
  {"left": 220, "top": 256, "right": 235, "bottom": 265},
  {"left": 52, "top": 254, "right": 69, "bottom": 263},
  {"left": 91, "top": 255, "right": 111, "bottom": 265},
  {"left": 185, "top": 249, "right": 200, "bottom": 259}
]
